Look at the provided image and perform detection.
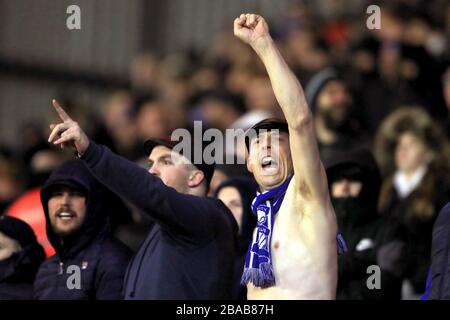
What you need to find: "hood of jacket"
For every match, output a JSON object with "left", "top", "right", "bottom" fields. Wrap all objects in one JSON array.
[
  {"left": 0, "top": 216, "right": 45, "bottom": 284},
  {"left": 326, "top": 149, "right": 382, "bottom": 225},
  {"left": 215, "top": 177, "right": 258, "bottom": 254},
  {"left": 40, "top": 160, "right": 113, "bottom": 260}
]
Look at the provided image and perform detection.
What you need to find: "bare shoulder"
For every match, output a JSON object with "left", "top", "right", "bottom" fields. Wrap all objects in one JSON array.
[
  {"left": 289, "top": 176, "right": 334, "bottom": 216},
  {"left": 280, "top": 177, "right": 337, "bottom": 241}
]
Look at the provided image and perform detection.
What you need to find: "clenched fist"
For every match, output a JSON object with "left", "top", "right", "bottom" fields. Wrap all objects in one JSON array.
[
  {"left": 48, "top": 99, "right": 90, "bottom": 156},
  {"left": 234, "top": 13, "right": 270, "bottom": 48}
]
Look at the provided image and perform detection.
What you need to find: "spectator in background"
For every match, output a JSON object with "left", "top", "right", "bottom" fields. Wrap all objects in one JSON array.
[
  {"left": 441, "top": 66, "right": 450, "bottom": 137},
  {"left": 134, "top": 95, "right": 170, "bottom": 144},
  {"left": 34, "top": 160, "right": 131, "bottom": 300},
  {"left": 244, "top": 75, "right": 280, "bottom": 116},
  {"left": 305, "top": 68, "right": 370, "bottom": 165},
  {"left": 211, "top": 31, "right": 255, "bottom": 71},
  {"left": 350, "top": 3, "right": 446, "bottom": 132},
  {"left": 0, "top": 157, "right": 23, "bottom": 215},
  {"left": 23, "top": 142, "right": 68, "bottom": 189},
  {"left": 209, "top": 168, "right": 229, "bottom": 198},
  {"left": 375, "top": 107, "right": 450, "bottom": 298},
  {"left": 130, "top": 53, "right": 161, "bottom": 94},
  {"left": 197, "top": 90, "right": 244, "bottom": 132},
  {"left": 283, "top": 28, "right": 330, "bottom": 84},
  {"left": 326, "top": 149, "right": 405, "bottom": 300},
  {"left": 225, "top": 66, "right": 257, "bottom": 97},
  {"left": 0, "top": 216, "right": 45, "bottom": 300},
  {"left": 100, "top": 91, "right": 141, "bottom": 161},
  {"left": 189, "top": 64, "right": 222, "bottom": 94},
  {"left": 208, "top": 163, "right": 251, "bottom": 198},
  {"left": 215, "top": 177, "right": 258, "bottom": 300},
  {"left": 8, "top": 142, "right": 72, "bottom": 257}
]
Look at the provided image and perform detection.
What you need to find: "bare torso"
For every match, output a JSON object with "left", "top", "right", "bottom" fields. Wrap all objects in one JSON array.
[{"left": 247, "top": 179, "right": 338, "bottom": 300}]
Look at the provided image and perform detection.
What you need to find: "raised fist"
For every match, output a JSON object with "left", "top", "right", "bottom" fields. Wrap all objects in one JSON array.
[{"left": 233, "top": 13, "right": 270, "bottom": 48}]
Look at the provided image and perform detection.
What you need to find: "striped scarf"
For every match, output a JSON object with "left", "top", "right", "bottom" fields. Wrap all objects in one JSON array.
[
  {"left": 241, "top": 175, "right": 347, "bottom": 288},
  {"left": 241, "top": 176, "right": 293, "bottom": 288}
]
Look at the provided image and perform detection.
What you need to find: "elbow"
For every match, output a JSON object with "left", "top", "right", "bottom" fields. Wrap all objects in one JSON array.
[{"left": 288, "top": 110, "right": 313, "bottom": 132}]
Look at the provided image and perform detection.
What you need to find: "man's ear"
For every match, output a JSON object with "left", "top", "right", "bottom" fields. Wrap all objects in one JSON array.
[
  {"left": 246, "top": 147, "right": 255, "bottom": 173},
  {"left": 187, "top": 170, "right": 205, "bottom": 188},
  {"left": 245, "top": 146, "right": 255, "bottom": 173}
]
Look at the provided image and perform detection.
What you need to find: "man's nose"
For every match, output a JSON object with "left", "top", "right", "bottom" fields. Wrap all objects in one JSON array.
[
  {"left": 341, "top": 180, "right": 351, "bottom": 195},
  {"left": 261, "top": 135, "right": 273, "bottom": 150},
  {"left": 148, "top": 164, "right": 159, "bottom": 176},
  {"left": 262, "top": 142, "right": 272, "bottom": 150},
  {"left": 60, "top": 193, "right": 71, "bottom": 206}
]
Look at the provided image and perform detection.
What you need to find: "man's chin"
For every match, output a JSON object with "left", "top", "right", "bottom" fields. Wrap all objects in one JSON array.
[
  {"left": 52, "top": 226, "right": 80, "bottom": 238},
  {"left": 257, "top": 172, "right": 286, "bottom": 190}
]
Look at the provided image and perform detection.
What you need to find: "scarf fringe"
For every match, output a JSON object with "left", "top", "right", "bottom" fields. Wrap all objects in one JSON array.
[{"left": 241, "top": 263, "right": 275, "bottom": 288}]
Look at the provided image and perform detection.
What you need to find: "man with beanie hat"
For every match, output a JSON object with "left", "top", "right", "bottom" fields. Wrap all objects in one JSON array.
[
  {"left": 0, "top": 216, "right": 45, "bottom": 299},
  {"left": 34, "top": 160, "right": 131, "bottom": 300},
  {"left": 46, "top": 99, "right": 237, "bottom": 299},
  {"left": 305, "top": 68, "right": 370, "bottom": 165}
]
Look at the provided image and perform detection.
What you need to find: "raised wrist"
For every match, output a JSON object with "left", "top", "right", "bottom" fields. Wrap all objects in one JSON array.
[{"left": 251, "top": 35, "right": 274, "bottom": 54}]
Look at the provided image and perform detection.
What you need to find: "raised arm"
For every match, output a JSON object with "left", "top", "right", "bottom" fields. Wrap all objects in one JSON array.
[
  {"left": 47, "top": 100, "right": 220, "bottom": 241},
  {"left": 234, "top": 14, "right": 329, "bottom": 203}
]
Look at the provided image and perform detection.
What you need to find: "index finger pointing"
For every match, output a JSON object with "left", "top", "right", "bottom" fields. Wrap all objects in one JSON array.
[{"left": 52, "top": 99, "right": 72, "bottom": 122}]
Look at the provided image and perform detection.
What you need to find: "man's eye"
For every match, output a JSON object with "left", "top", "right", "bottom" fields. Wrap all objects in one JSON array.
[
  {"left": 162, "top": 159, "right": 172, "bottom": 166},
  {"left": 71, "top": 192, "right": 84, "bottom": 197}
]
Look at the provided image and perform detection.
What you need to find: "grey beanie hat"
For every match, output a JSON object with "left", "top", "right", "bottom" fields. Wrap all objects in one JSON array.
[{"left": 305, "top": 68, "right": 340, "bottom": 111}]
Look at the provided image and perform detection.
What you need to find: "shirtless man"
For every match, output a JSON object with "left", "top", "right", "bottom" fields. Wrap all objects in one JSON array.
[{"left": 234, "top": 13, "right": 339, "bottom": 299}]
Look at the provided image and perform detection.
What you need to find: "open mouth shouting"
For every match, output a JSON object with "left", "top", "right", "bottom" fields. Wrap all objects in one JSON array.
[{"left": 260, "top": 155, "right": 279, "bottom": 174}]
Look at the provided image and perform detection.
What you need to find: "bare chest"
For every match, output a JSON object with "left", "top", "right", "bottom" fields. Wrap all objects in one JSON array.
[{"left": 248, "top": 191, "right": 337, "bottom": 299}]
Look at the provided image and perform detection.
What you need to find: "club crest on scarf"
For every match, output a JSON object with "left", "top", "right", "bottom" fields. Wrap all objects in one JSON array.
[{"left": 241, "top": 176, "right": 293, "bottom": 288}]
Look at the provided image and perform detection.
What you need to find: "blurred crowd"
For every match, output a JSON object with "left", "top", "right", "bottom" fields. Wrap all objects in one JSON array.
[{"left": 1, "top": 0, "right": 450, "bottom": 299}]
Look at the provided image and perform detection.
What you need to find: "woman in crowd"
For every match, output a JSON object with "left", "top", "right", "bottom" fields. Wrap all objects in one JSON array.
[
  {"left": 215, "top": 177, "right": 258, "bottom": 300},
  {"left": 375, "top": 107, "right": 450, "bottom": 298}
]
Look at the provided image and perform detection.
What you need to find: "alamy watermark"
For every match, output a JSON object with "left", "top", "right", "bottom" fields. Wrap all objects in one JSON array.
[
  {"left": 66, "top": 5, "right": 81, "bottom": 30},
  {"left": 66, "top": 265, "right": 81, "bottom": 290},
  {"left": 64, "top": 4, "right": 381, "bottom": 32},
  {"left": 366, "top": 265, "right": 381, "bottom": 290},
  {"left": 366, "top": 5, "right": 381, "bottom": 30},
  {"left": 168, "top": 121, "right": 281, "bottom": 173}
]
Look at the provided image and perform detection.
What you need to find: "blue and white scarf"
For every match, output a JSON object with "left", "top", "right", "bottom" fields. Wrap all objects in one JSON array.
[{"left": 241, "top": 175, "right": 348, "bottom": 288}]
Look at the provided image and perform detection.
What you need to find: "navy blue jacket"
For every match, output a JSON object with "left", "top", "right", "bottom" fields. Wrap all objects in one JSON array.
[
  {"left": 424, "top": 202, "right": 450, "bottom": 299},
  {"left": 34, "top": 160, "right": 132, "bottom": 300},
  {"left": 81, "top": 142, "right": 238, "bottom": 299}
]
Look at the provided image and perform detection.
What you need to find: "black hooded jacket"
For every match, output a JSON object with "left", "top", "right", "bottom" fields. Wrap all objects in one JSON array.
[
  {"left": 327, "top": 150, "right": 405, "bottom": 299},
  {"left": 33, "top": 160, "right": 131, "bottom": 300},
  {"left": 0, "top": 216, "right": 46, "bottom": 300}
]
